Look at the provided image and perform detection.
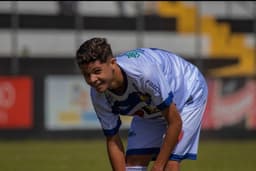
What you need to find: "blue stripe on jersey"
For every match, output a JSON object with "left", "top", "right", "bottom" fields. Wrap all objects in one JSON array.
[
  {"left": 126, "top": 148, "right": 197, "bottom": 161},
  {"left": 156, "top": 92, "right": 173, "bottom": 110},
  {"left": 126, "top": 148, "right": 160, "bottom": 155},
  {"left": 103, "top": 118, "right": 121, "bottom": 136},
  {"left": 169, "top": 153, "right": 197, "bottom": 161}
]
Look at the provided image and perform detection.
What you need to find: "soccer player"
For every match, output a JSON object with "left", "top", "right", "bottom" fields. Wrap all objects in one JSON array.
[{"left": 76, "top": 37, "right": 208, "bottom": 171}]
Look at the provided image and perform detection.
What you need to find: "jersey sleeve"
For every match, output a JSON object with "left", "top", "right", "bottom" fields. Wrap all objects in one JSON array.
[
  {"left": 91, "top": 89, "right": 121, "bottom": 137},
  {"left": 141, "top": 63, "right": 174, "bottom": 111}
]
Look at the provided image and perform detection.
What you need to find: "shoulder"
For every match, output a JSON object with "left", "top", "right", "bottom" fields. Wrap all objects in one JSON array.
[
  {"left": 116, "top": 48, "right": 162, "bottom": 62},
  {"left": 116, "top": 48, "right": 160, "bottom": 78}
]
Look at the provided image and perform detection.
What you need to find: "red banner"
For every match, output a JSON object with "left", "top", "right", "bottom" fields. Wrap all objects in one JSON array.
[
  {"left": 202, "top": 79, "right": 256, "bottom": 130},
  {"left": 0, "top": 77, "right": 33, "bottom": 129}
]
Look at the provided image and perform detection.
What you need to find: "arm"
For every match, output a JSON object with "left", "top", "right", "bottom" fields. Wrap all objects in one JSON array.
[
  {"left": 151, "top": 103, "right": 182, "bottom": 171},
  {"left": 106, "top": 133, "right": 126, "bottom": 171}
]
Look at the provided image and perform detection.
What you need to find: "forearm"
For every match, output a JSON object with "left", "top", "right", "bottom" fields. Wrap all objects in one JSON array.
[
  {"left": 106, "top": 134, "right": 126, "bottom": 171},
  {"left": 153, "top": 122, "right": 182, "bottom": 169},
  {"left": 152, "top": 102, "right": 183, "bottom": 170}
]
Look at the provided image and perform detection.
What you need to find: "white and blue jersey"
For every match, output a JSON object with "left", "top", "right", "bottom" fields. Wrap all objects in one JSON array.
[{"left": 91, "top": 48, "right": 208, "bottom": 137}]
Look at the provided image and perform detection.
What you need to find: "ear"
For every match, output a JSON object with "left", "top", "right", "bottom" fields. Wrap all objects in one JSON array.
[{"left": 109, "top": 57, "right": 117, "bottom": 67}]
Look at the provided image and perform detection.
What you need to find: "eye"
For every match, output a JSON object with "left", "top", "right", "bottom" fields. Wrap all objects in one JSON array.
[{"left": 93, "top": 69, "right": 101, "bottom": 74}]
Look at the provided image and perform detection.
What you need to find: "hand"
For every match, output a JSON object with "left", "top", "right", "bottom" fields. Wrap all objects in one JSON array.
[{"left": 150, "top": 164, "right": 164, "bottom": 171}]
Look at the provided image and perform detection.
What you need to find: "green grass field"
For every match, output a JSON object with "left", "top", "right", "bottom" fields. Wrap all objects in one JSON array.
[{"left": 0, "top": 139, "right": 255, "bottom": 171}]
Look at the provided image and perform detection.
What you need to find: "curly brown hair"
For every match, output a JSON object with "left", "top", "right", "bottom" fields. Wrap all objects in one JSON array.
[{"left": 76, "top": 37, "right": 113, "bottom": 66}]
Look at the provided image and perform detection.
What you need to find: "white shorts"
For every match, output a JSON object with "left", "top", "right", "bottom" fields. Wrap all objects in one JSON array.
[{"left": 126, "top": 98, "right": 207, "bottom": 161}]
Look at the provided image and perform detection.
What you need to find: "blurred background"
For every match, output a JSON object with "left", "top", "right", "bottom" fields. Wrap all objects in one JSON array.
[
  {"left": 1, "top": 0, "right": 255, "bottom": 138},
  {"left": 0, "top": 1, "right": 256, "bottom": 170},
  {"left": 0, "top": 1, "right": 256, "bottom": 138}
]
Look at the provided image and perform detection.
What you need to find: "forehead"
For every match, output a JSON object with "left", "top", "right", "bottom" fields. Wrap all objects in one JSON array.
[{"left": 79, "top": 60, "right": 106, "bottom": 73}]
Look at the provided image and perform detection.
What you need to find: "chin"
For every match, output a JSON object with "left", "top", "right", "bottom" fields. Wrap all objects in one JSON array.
[{"left": 95, "top": 86, "right": 107, "bottom": 93}]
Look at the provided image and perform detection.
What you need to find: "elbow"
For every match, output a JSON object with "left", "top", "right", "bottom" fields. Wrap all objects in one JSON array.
[
  {"left": 168, "top": 116, "right": 182, "bottom": 133},
  {"left": 106, "top": 134, "right": 118, "bottom": 141},
  {"left": 173, "top": 115, "right": 182, "bottom": 133},
  {"left": 177, "top": 117, "right": 183, "bottom": 133}
]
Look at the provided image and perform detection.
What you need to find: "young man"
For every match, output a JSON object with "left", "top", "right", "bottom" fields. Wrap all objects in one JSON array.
[{"left": 76, "top": 37, "right": 208, "bottom": 171}]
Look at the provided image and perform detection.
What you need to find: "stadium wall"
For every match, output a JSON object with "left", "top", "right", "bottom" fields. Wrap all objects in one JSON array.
[{"left": 0, "top": 57, "right": 255, "bottom": 140}]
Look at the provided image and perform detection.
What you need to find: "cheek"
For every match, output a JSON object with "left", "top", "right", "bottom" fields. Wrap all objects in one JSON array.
[
  {"left": 101, "top": 70, "right": 112, "bottom": 80},
  {"left": 107, "top": 69, "right": 114, "bottom": 81}
]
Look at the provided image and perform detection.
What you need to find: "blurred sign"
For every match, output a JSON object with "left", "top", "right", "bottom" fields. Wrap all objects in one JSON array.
[
  {"left": 203, "top": 79, "right": 256, "bottom": 130},
  {"left": 45, "top": 76, "right": 256, "bottom": 131},
  {"left": 44, "top": 75, "right": 131, "bottom": 130},
  {"left": 0, "top": 76, "right": 33, "bottom": 129}
]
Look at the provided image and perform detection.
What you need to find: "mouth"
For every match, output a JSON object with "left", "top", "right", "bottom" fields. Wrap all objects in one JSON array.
[{"left": 94, "top": 81, "right": 104, "bottom": 90}]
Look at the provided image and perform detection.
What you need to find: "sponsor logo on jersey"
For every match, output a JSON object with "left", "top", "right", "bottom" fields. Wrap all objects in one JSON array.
[
  {"left": 110, "top": 91, "right": 160, "bottom": 117},
  {"left": 125, "top": 49, "right": 144, "bottom": 58},
  {"left": 145, "top": 80, "right": 160, "bottom": 95}
]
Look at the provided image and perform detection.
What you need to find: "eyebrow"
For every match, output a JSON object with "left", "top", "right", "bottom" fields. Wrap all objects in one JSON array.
[{"left": 82, "top": 66, "right": 102, "bottom": 75}]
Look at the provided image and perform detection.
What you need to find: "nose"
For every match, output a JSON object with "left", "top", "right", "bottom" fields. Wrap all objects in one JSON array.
[{"left": 87, "top": 74, "right": 98, "bottom": 85}]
